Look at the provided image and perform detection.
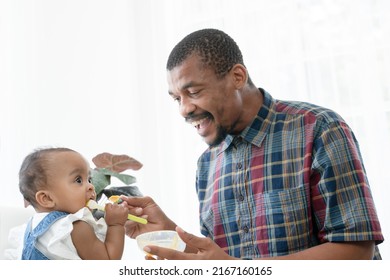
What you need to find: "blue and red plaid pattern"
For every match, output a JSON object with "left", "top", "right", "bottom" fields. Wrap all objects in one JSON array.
[{"left": 196, "top": 89, "right": 384, "bottom": 259}]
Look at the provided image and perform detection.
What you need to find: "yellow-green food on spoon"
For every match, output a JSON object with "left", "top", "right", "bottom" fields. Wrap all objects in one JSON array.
[{"left": 86, "top": 199, "right": 147, "bottom": 224}]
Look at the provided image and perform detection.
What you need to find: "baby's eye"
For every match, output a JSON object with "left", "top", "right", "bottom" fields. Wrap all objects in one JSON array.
[
  {"left": 88, "top": 177, "right": 92, "bottom": 184},
  {"left": 75, "top": 176, "right": 82, "bottom": 184}
]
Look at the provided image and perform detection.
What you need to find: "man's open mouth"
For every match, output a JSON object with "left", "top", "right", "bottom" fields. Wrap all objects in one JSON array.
[{"left": 191, "top": 116, "right": 210, "bottom": 129}]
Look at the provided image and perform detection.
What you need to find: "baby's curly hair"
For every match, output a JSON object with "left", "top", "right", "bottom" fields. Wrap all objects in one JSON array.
[
  {"left": 19, "top": 147, "right": 75, "bottom": 208},
  {"left": 167, "top": 28, "right": 252, "bottom": 84}
]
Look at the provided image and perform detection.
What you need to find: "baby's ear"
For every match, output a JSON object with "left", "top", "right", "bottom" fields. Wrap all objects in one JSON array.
[{"left": 35, "top": 190, "right": 55, "bottom": 208}]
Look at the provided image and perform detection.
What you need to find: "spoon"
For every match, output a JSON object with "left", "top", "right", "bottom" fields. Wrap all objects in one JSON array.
[{"left": 86, "top": 199, "right": 147, "bottom": 224}]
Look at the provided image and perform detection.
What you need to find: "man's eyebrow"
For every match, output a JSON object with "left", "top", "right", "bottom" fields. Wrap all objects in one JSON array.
[{"left": 168, "top": 81, "right": 198, "bottom": 96}]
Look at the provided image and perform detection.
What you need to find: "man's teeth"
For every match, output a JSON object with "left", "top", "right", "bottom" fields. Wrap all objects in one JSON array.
[{"left": 191, "top": 117, "right": 207, "bottom": 127}]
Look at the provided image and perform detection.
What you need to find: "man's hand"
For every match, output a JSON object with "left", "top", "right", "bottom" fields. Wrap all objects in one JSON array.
[
  {"left": 143, "top": 226, "right": 236, "bottom": 260},
  {"left": 120, "top": 195, "right": 177, "bottom": 239}
]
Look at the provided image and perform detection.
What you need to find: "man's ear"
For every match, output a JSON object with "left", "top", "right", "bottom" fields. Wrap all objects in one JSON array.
[
  {"left": 230, "top": 64, "right": 248, "bottom": 89},
  {"left": 35, "top": 190, "right": 55, "bottom": 208}
]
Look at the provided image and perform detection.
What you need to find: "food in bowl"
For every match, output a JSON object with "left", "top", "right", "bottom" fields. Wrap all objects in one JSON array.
[{"left": 136, "top": 230, "right": 186, "bottom": 254}]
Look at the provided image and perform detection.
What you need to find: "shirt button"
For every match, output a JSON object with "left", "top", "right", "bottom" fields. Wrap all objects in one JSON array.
[
  {"left": 243, "top": 226, "right": 249, "bottom": 233},
  {"left": 236, "top": 163, "right": 242, "bottom": 169},
  {"left": 238, "top": 194, "right": 245, "bottom": 201}
]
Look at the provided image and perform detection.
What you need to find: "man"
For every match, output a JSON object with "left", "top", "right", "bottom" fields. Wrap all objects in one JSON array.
[{"left": 122, "top": 28, "right": 384, "bottom": 259}]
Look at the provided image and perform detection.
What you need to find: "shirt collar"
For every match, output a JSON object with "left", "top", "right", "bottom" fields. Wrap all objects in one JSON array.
[{"left": 215, "top": 89, "right": 275, "bottom": 155}]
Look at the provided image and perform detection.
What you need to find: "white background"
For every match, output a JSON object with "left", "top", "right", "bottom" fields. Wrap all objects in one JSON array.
[
  {"left": 1, "top": 260, "right": 389, "bottom": 279},
  {"left": 0, "top": 0, "right": 389, "bottom": 259}
]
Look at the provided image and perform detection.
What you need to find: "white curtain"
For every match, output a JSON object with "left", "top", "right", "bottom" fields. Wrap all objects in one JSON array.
[{"left": 1, "top": 0, "right": 389, "bottom": 259}]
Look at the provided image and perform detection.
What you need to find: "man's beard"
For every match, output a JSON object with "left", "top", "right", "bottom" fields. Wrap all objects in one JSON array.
[{"left": 207, "top": 125, "right": 228, "bottom": 147}]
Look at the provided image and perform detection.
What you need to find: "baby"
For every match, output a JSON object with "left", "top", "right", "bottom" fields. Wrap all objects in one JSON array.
[{"left": 19, "top": 147, "right": 129, "bottom": 259}]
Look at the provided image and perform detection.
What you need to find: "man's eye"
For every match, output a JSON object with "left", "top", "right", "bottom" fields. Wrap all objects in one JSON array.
[{"left": 188, "top": 90, "right": 201, "bottom": 98}]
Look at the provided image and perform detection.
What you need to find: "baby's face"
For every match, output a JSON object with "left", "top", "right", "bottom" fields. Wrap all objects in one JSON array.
[{"left": 46, "top": 151, "right": 95, "bottom": 213}]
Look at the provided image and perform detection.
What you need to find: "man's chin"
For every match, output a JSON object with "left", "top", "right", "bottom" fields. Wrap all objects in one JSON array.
[{"left": 204, "top": 129, "right": 227, "bottom": 147}]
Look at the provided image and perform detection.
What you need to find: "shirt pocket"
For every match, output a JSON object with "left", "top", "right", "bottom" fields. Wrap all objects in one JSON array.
[{"left": 259, "top": 184, "right": 314, "bottom": 253}]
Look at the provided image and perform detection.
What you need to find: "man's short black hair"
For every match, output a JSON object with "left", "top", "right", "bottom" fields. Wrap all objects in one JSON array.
[{"left": 166, "top": 28, "right": 245, "bottom": 79}]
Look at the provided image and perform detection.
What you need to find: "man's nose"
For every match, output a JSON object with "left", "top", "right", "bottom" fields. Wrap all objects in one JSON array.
[{"left": 179, "top": 96, "right": 196, "bottom": 117}]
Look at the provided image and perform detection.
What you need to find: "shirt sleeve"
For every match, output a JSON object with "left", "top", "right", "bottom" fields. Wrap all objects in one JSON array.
[{"left": 310, "top": 119, "right": 383, "bottom": 244}]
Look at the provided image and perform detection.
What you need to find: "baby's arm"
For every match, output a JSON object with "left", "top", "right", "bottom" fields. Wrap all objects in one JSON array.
[{"left": 71, "top": 204, "right": 128, "bottom": 259}]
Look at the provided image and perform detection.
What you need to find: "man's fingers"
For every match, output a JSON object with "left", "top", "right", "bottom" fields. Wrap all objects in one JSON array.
[
  {"left": 176, "top": 226, "right": 210, "bottom": 251},
  {"left": 120, "top": 195, "right": 153, "bottom": 208},
  {"left": 120, "top": 197, "right": 147, "bottom": 215},
  {"left": 144, "top": 245, "right": 195, "bottom": 260},
  {"left": 145, "top": 254, "right": 156, "bottom": 260}
]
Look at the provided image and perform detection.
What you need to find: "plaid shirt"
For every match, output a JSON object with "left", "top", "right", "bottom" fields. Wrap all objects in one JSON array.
[{"left": 196, "top": 89, "right": 384, "bottom": 259}]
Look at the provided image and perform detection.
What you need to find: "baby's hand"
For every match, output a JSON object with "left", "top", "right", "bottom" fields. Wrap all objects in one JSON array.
[{"left": 104, "top": 203, "right": 128, "bottom": 226}]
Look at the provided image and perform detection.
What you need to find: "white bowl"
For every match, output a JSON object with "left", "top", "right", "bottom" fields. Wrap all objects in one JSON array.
[{"left": 136, "top": 230, "right": 186, "bottom": 253}]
